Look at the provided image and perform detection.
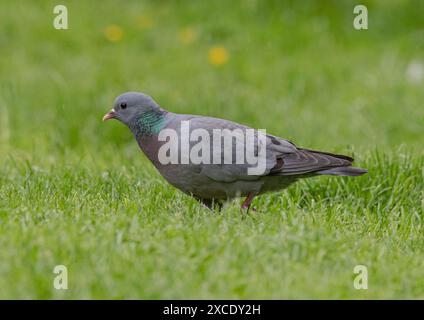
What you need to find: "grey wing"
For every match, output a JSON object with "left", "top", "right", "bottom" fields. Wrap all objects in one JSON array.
[{"left": 171, "top": 115, "right": 297, "bottom": 182}]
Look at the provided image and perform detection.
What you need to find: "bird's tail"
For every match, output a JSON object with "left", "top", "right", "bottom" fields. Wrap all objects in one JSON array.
[
  {"left": 271, "top": 147, "right": 368, "bottom": 177},
  {"left": 297, "top": 148, "right": 368, "bottom": 177},
  {"left": 316, "top": 166, "right": 367, "bottom": 176}
]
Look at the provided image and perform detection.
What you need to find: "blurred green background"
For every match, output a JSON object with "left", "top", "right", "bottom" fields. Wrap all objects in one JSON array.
[{"left": 0, "top": 0, "right": 423, "bottom": 299}]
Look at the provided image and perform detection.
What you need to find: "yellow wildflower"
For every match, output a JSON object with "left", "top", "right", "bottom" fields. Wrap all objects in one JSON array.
[
  {"left": 208, "top": 46, "right": 229, "bottom": 66},
  {"left": 105, "top": 25, "right": 123, "bottom": 42}
]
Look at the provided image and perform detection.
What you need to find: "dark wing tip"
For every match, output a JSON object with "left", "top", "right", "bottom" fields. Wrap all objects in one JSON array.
[{"left": 298, "top": 148, "right": 354, "bottom": 162}]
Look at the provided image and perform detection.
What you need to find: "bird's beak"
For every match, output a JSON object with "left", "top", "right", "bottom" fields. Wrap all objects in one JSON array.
[{"left": 103, "top": 109, "right": 116, "bottom": 121}]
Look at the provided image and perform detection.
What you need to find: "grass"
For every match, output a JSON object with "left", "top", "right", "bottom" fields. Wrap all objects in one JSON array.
[{"left": 0, "top": 0, "right": 423, "bottom": 299}]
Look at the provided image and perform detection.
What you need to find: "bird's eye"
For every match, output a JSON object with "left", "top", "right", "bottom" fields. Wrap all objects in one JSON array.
[{"left": 120, "top": 102, "right": 127, "bottom": 109}]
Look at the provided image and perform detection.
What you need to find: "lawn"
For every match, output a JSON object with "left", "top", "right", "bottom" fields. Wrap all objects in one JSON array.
[{"left": 0, "top": 0, "right": 423, "bottom": 299}]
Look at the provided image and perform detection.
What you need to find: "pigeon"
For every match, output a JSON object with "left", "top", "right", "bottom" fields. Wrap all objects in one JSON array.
[{"left": 103, "top": 92, "right": 367, "bottom": 210}]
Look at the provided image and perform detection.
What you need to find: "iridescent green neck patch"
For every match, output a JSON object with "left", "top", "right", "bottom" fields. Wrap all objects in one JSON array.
[{"left": 135, "top": 109, "right": 165, "bottom": 136}]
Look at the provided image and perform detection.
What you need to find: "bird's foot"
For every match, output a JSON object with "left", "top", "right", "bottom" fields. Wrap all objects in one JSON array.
[{"left": 241, "top": 192, "right": 257, "bottom": 213}]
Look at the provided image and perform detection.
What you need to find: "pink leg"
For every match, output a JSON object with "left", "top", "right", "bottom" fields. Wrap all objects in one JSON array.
[{"left": 241, "top": 192, "right": 256, "bottom": 210}]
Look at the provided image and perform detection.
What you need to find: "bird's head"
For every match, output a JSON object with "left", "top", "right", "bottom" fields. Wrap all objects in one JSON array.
[{"left": 103, "top": 92, "right": 159, "bottom": 126}]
